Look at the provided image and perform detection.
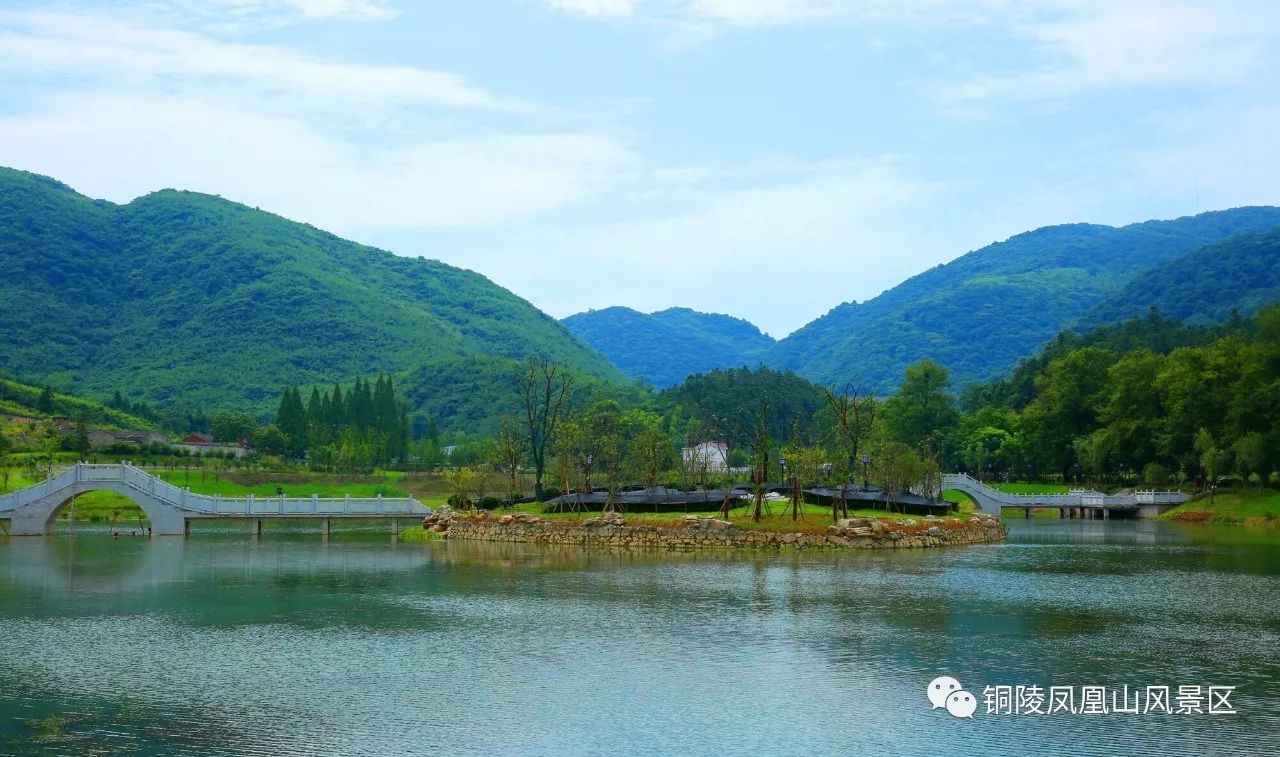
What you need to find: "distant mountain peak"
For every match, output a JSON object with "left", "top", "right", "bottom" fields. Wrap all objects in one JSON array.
[{"left": 563, "top": 306, "right": 774, "bottom": 388}]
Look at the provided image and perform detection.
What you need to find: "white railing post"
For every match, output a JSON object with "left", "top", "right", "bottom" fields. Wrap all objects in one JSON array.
[
  {"left": 312, "top": 494, "right": 318, "bottom": 514},
  {"left": 344, "top": 494, "right": 350, "bottom": 515}
]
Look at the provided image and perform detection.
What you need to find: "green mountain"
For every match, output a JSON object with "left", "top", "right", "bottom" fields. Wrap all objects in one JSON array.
[
  {"left": 657, "top": 366, "right": 827, "bottom": 450},
  {"left": 399, "top": 354, "right": 646, "bottom": 435},
  {"left": 562, "top": 306, "right": 775, "bottom": 388},
  {"left": 0, "top": 167, "right": 623, "bottom": 414},
  {"left": 767, "top": 207, "right": 1280, "bottom": 391},
  {"left": 0, "top": 374, "right": 155, "bottom": 432},
  {"left": 1084, "top": 228, "right": 1280, "bottom": 327}
]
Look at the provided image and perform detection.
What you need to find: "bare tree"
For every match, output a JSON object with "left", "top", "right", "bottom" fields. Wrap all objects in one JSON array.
[
  {"left": 493, "top": 419, "right": 528, "bottom": 506},
  {"left": 516, "top": 360, "right": 574, "bottom": 501},
  {"left": 822, "top": 384, "right": 876, "bottom": 522}
]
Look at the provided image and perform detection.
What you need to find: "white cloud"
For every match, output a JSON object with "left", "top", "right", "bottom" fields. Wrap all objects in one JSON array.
[
  {"left": 0, "top": 8, "right": 636, "bottom": 231},
  {"left": 945, "top": 1, "right": 1280, "bottom": 101},
  {"left": 0, "top": 11, "right": 527, "bottom": 115},
  {"left": 537, "top": 0, "right": 1020, "bottom": 29},
  {"left": 0, "top": 93, "right": 638, "bottom": 231},
  {"left": 140, "top": 0, "right": 399, "bottom": 27},
  {"left": 540, "top": 0, "right": 1280, "bottom": 98},
  {"left": 454, "top": 159, "right": 963, "bottom": 336},
  {"left": 545, "top": 0, "right": 640, "bottom": 18}
]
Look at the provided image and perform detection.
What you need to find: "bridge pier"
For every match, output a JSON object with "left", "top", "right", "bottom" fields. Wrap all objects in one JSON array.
[
  {"left": 252, "top": 518, "right": 262, "bottom": 538},
  {"left": 322, "top": 518, "right": 331, "bottom": 541},
  {"left": 391, "top": 518, "right": 400, "bottom": 541},
  {"left": 1102, "top": 508, "right": 1110, "bottom": 520}
]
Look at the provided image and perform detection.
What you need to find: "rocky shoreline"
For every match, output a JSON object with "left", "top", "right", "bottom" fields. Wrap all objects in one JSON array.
[{"left": 421, "top": 509, "right": 1006, "bottom": 550}]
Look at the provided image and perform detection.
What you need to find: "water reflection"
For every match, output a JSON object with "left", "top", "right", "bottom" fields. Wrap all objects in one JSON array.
[{"left": 0, "top": 522, "right": 1277, "bottom": 755}]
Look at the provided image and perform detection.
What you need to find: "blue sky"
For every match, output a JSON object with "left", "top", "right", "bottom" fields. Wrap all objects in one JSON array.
[{"left": 2, "top": 1, "right": 1278, "bottom": 336}]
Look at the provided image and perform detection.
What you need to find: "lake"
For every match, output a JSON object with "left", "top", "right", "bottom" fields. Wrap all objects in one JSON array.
[{"left": 1, "top": 520, "right": 1278, "bottom": 755}]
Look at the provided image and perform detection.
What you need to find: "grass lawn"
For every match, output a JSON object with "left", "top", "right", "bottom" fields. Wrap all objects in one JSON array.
[
  {"left": 0, "top": 469, "right": 45, "bottom": 494},
  {"left": 498, "top": 498, "right": 967, "bottom": 535},
  {"left": 149, "top": 469, "right": 410, "bottom": 498},
  {"left": 48, "top": 490, "right": 149, "bottom": 525},
  {"left": 1159, "top": 488, "right": 1280, "bottom": 525}
]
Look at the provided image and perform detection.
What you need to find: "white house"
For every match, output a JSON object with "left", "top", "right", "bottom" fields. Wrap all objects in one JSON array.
[{"left": 682, "top": 441, "right": 729, "bottom": 473}]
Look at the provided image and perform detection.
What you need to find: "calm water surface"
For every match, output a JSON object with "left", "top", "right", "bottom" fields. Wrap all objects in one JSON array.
[{"left": 1, "top": 521, "right": 1278, "bottom": 755}]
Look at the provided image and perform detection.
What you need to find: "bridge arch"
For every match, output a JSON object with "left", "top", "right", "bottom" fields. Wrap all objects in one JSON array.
[
  {"left": 2, "top": 469, "right": 190, "bottom": 536},
  {"left": 42, "top": 486, "right": 155, "bottom": 533}
]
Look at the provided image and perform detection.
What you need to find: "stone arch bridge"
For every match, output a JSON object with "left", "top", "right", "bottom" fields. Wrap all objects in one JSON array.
[
  {"left": 0, "top": 463, "right": 430, "bottom": 536},
  {"left": 941, "top": 473, "right": 1188, "bottom": 519}
]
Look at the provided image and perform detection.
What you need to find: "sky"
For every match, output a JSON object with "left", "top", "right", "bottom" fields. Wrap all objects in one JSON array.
[{"left": 2, "top": 1, "right": 1279, "bottom": 337}]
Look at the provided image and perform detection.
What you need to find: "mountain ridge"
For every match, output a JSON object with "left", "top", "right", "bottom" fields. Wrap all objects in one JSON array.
[
  {"left": 766, "top": 207, "right": 1280, "bottom": 390},
  {"left": 562, "top": 305, "right": 775, "bottom": 388},
  {"left": 0, "top": 166, "right": 623, "bottom": 414}
]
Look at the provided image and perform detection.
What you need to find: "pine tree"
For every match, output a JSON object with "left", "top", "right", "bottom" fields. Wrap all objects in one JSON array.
[
  {"left": 306, "top": 387, "right": 323, "bottom": 431},
  {"left": 36, "top": 386, "right": 55, "bottom": 415},
  {"left": 330, "top": 383, "right": 346, "bottom": 431},
  {"left": 374, "top": 375, "right": 397, "bottom": 438}
]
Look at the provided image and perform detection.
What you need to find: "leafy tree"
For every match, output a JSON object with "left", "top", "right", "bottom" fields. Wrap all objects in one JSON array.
[
  {"left": 36, "top": 386, "right": 55, "bottom": 415},
  {"left": 1020, "top": 348, "right": 1113, "bottom": 479},
  {"left": 882, "top": 360, "right": 957, "bottom": 453},
  {"left": 871, "top": 442, "right": 924, "bottom": 513},
  {"left": 252, "top": 424, "right": 290, "bottom": 457},
  {"left": 1232, "top": 432, "right": 1269, "bottom": 488},
  {"left": 211, "top": 412, "right": 258, "bottom": 444},
  {"left": 1194, "top": 429, "right": 1231, "bottom": 485},
  {"left": 442, "top": 467, "right": 483, "bottom": 510},
  {"left": 624, "top": 409, "right": 674, "bottom": 491}
]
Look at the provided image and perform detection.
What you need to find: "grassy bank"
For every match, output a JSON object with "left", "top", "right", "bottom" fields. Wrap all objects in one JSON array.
[
  {"left": 504, "top": 500, "right": 969, "bottom": 536},
  {"left": 1159, "top": 488, "right": 1280, "bottom": 526}
]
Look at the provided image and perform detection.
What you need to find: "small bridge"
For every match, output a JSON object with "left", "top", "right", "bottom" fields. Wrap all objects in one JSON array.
[
  {"left": 941, "top": 473, "right": 1188, "bottom": 519},
  {"left": 0, "top": 463, "right": 430, "bottom": 536}
]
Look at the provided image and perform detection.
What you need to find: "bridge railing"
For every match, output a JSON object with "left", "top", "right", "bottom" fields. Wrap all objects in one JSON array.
[
  {"left": 117, "top": 464, "right": 427, "bottom": 515},
  {"left": 1134, "top": 490, "right": 1190, "bottom": 504},
  {"left": 1, "top": 463, "right": 428, "bottom": 517},
  {"left": 0, "top": 468, "right": 80, "bottom": 512}
]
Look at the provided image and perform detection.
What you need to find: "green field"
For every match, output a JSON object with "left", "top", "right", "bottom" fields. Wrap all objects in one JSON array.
[{"left": 1159, "top": 488, "right": 1280, "bottom": 525}]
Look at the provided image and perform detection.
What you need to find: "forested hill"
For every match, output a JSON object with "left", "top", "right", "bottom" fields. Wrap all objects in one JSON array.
[
  {"left": 766, "top": 207, "right": 1280, "bottom": 391},
  {"left": 562, "top": 306, "right": 775, "bottom": 388},
  {"left": 1083, "top": 228, "right": 1280, "bottom": 327},
  {"left": 0, "top": 374, "right": 154, "bottom": 431},
  {"left": 0, "top": 167, "right": 623, "bottom": 413}
]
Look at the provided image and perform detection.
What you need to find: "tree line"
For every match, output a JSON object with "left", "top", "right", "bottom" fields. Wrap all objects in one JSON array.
[{"left": 935, "top": 307, "right": 1280, "bottom": 487}]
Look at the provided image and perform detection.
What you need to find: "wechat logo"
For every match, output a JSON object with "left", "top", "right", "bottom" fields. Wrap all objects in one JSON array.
[{"left": 928, "top": 676, "right": 977, "bottom": 719}]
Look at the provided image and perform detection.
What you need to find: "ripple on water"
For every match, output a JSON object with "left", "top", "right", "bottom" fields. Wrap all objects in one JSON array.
[{"left": 0, "top": 525, "right": 1278, "bottom": 755}]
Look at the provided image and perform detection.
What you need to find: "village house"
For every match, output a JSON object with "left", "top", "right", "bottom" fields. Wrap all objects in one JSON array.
[
  {"left": 682, "top": 441, "right": 729, "bottom": 473},
  {"left": 177, "top": 432, "right": 250, "bottom": 458}
]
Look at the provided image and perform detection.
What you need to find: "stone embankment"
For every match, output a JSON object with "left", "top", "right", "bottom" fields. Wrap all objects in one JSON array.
[{"left": 420, "top": 508, "right": 1006, "bottom": 550}]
